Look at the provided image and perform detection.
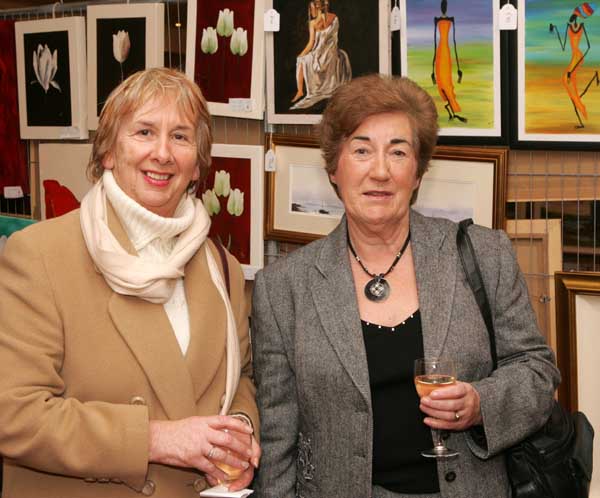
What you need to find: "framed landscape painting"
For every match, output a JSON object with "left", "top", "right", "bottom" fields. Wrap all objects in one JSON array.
[
  {"left": 186, "top": 0, "right": 265, "bottom": 120},
  {"left": 15, "top": 17, "right": 87, "bottom": 139},
  {"left": 87, "top": 3, "right": 164, "bottom": 129},
  {"left": 515, "top": 0, "right": 600, "bottom": 148},
  {"left": 400, "top": 0, "right": 503, "bottom": 142},
  {"left": 266, "top": 0, "right": 391, "bottom": 124},
  {"left": 199, "top": 144, "right": 264, "bottom": 279}
]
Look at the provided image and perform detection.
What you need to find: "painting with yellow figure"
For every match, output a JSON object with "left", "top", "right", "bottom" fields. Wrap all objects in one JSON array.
[
  {"left": 519, "top": 0, "right": 600, "bottom": 144},
  {"left": 400, "top": 0, "right": 501, "bottom": 138}
]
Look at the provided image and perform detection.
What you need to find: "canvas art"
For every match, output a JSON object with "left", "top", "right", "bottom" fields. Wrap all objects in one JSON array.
[
  {"left": 0, "top": 21, "right": 28, "bottom": 195},
  {"left": 199, "top": 144, "right": 264, "bottom": 278},
  {"left": 517, "top": 0, "right": 600, "bottom": 146},
  {"left": 266, "top": 0, "right": 391, "bottom": 124},
  {"left": 15, "top": 17, "right": 87, "bottom": 139},
  {"left": 400, "top": 0, "right": 501, "bottom": 139},
  {"left": 87, "top": 4, "right": 164, "bottom": 129},
  {"left": 186, "top": 0, "right": 265, "bottom": 119}
]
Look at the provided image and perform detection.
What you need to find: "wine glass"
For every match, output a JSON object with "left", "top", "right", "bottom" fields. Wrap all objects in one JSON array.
[{"left": 414, "top": 357, "right": 459, "bottom": 458}]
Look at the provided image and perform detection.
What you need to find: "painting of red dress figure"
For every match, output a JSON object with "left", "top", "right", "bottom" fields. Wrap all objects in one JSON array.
[
  {"left": 0, "top": 21, "right": 29, "bottom": 195},
  {"left": 192, "top": 1, "right": 254, "bottom": 104},
  {"left": 199, "top": 156, "right": 251, "bottom": 265}
]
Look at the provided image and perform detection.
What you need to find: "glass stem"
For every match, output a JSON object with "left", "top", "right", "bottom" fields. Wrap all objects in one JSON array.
[{"left": 432, "top": 429, "right": 445, "bottom": 450}]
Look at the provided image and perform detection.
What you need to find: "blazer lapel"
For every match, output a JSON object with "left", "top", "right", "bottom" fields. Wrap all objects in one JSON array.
[
  {"left": 410, "top": 210, "right": 457, "bottom": 358},
  {"left": 106, "top": 203, "right": 196, "bottom": 420},
  {"left": 312, "top": 220, "right": 371, "bottom": 408}
]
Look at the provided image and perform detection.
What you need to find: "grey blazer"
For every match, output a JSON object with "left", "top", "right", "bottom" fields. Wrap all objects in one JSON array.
[{"left": 251, "top": 210, "right": 560, "bottom": 498}]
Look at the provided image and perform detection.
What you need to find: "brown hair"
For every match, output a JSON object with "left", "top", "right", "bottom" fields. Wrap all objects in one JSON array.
[
  {"left": 87, "top": 67, "right": 212, "bottom": 192},
  {"left": 317, "top": 74, "right": 438, "bottom": 203}
]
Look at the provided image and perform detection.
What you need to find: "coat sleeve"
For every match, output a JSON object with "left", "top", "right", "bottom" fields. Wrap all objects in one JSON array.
[
  {"left": 0, "top": 230, "right": 149, "bottom": 490},
  {"left": 251, "top": 270, "right": 299, "bottom": 498},
  {"left": 467, "top": 228, "right": 560, "bottom": 459}
]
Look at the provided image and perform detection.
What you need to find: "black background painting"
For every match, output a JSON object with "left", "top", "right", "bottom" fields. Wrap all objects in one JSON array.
[
  {"left": 23, "top": 30, "right": 71, "bottom": 127},
  {"left": 96, "top": 17, "right": 146, "bottom": 116},
  {"left": 273, "top": 0, "right": 380, "bottom": 115}
]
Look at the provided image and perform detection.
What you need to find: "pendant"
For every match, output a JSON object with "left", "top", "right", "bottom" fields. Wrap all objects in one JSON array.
[{"left": 364, "top": 276, "right": 390, "bottom": 302}]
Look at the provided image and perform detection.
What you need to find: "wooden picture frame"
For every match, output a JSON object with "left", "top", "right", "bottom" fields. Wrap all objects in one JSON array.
[
  {"left": 400, "top": 0, "right": 505, "bottom": 143},
  {"left": 15, "top": 17, "right": 87, "bottom": 140},
  {"left": 87, "top": 3, "right": 164, "bottom": 130},
  {"left": 265, "top": 133, "right": 342, "bottom": 244},
  {"left": 266, "top": 0, "right": 391, "bottom": 125},
  {"left": 201, "top": 144, "right": 264, "bottom": 279},
  {"left": 413, "top": 146, "right": 508, "bottom": 229},
  {"left": 514, "top": 0, "right": 600, "bottom": 149},
  {"left": 554, "top": 272, "right": 600, "bottom": 412},
  {"left": 186, "top": 0, "right": 265, "bottom": 120}
]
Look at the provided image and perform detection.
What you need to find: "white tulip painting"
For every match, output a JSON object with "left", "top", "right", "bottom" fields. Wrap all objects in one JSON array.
[
  {"left": 227, "top": 188, "right": 244, "bottom": 217},
  {"left": 32, "top": 44, "right": 61, "bottom": 93},
  {"left": 112, "top": 30, "right": 131, "bottom": 81},
  {"left": 216, "top": 9, "right": 234, "bottom": 37},
  {"left": 230, "top": 28, "right": 248, "bottom": 57},
  {"left": 200, "top": 27, "right": 218, "bottom": 55},
  {"left": 213, "top": 170, "right": 231, "bottom": 197},
  {"left": 201, "top": 189, "right": 220, "bottom": 216},
  {"left": 201, "top": 8, "right": 249, "bottom": 59}
]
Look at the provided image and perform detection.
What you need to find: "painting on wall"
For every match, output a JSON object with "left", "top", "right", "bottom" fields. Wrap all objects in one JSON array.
[
  {"left": 15, "top": 17, "right": 87, "bottom": 139},
  {"left": 400, "top": 0, "right": 502, "bottom": 141},
  {"left": 87, "top": 3, "right": 164, "bottom": 129},
  {"left": 0, "top": 20, "right": 28, "bottom": 194},
  {"left": 266, "top": 0, "right": 391, "bottom": 124},
  {"left": 186, "top": 0, "right": 265, "bottom": 119},
  {"left": 199, "top": 144, "right": 264, "bottom": 279},
  {"left": 516, "top": 0, "right": 600, "bottom": 148}
]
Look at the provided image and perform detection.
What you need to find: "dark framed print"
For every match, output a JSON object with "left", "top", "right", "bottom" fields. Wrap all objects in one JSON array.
[
  {"left": 400, "top": 0, "right": 504, "bottom": 143},
  {"left": 515, "top": 0, "right": 600, "bottom": 149},
  {"left": 87, "top": 3, "right": 164, "bottom": 130},
  {"left": 413, "top": 146, "right": 508, "bottom": 229},
  {"left": 186, "top": 0, "right": 265, "bottom": 120},
  {"left": 266, "top": 0, "right": 391, "bottom": 125},
  {"left": 15, "top": 17, "right": 87, "bottom": 139}
]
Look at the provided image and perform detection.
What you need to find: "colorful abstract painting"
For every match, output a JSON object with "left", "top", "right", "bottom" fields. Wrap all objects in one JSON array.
[{"left": 401, "top": 0, "right": 501, "bottom": 138}]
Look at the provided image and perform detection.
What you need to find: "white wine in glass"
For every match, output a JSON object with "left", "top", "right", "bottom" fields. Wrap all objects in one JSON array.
[{"left": 414, "top": 357, "right": 459, "bottom": 458}]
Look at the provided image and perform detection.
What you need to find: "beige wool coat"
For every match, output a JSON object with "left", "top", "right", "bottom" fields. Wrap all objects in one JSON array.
[{"left": 0, "top": 206, "right": 257, "bottom": 498}]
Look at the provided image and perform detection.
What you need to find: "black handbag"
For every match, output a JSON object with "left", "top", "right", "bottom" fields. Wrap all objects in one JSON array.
[{"left": 456, "top": 218, "right": 594, "bottom": 498}]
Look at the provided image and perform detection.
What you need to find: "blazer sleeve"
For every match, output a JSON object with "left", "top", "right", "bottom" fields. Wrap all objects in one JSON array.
[
  {"left": 251, "top": 270, "right": 299, "bottom": 498},
  {"left": 467, "top": 228, "right": 560, "bottom": 459},
  {"left": 0, "top": 230, "right": 149, "bottom": 490}
]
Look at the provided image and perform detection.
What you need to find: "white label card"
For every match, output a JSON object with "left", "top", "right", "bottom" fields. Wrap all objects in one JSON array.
[
  {"left": 264, "top": 149, "right": 276, "bottom": 172},
  {"left": 499, "top": 4, "right": 517, "bottom": 30},
  {"left": 264, "top": 9, "right": 280, "bottom": 32},
  {"left": 390, "top": 6, "right": 401, "bottom": 32},
  {"left": 228, "top": 98, "right": 254, "bottom": 112}
]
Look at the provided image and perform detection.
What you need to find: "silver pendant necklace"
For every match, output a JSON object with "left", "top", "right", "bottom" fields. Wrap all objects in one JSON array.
[{"left": 347, "top": 230, "right": 411, "bottom": 303}]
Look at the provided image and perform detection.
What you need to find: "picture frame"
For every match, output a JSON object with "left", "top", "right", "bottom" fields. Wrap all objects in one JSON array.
[
  {"left": 265, "top": 133, "right": 343, "bottom": 244},
  {"left": 266, "top": 0, "right": 391, "bottom": 125},
  {"left": 514, "top": 0, "right": 600, "bottom": 149},
  {"left": 186, "top": 0, "right": 265, "bottom": 120},
  {"left": 87, "top": 3, "right": 165, "bottom": 130},
  {"left": 400, "top": 0, "right": 506, "bottom": 143},
  {"left": 200, "top": 144, "right": 264, "bottom": 279},
  {"left": 413, "top": 146, "right": 508, "bottom": 229},
  {"left": 15, "top": 17, "right": 87, "bottom": 140}
]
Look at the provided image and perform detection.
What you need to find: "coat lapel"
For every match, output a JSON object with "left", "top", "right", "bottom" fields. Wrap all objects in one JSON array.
[
  {"left": 106, "top": 203, "right": 197, "bottom": 420},
  {"left": 312, "top": 220, "right": 371, "bottom": 408},
  {"left": 410, "top": 210, "right": 457, "bottom": 358}
]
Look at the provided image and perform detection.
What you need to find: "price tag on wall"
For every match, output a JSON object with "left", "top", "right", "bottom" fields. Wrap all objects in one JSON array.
[
  {"left": 390, "top": 6, "right": 401, "bottom": 32},
  {"left": 265, "top": 149, "right": 276, "bottom": 172},
  {"left": 499, "top": 3, "right": 517, "bottom": 30},
  {"left": 264, "top": 9, "right": 280, "bottom": 32}
]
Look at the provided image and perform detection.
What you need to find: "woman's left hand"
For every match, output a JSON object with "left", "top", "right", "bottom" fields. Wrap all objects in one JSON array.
[{"left": 419, "top": 381, "right": 482, "bottom": 431}]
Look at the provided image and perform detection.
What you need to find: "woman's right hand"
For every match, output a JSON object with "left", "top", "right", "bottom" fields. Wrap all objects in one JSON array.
[{"left": 148, "top": 415, "right": 253, "bottom": 482}]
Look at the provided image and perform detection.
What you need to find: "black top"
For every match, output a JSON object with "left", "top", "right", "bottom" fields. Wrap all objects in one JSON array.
[{"left": 361, "top": 310, "right": 440, "bottom": 493}]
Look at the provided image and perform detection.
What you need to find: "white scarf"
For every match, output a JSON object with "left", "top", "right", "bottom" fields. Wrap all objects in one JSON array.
[{"left": 79, "top": 173, "right": 240, "bottom": 414}]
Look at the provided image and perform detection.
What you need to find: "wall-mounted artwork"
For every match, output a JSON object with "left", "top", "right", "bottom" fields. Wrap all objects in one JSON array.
[
  {"left": 400, "top": 0, "right": 502, "bottom": 141},
  {"left": 15, "top": 17, "right": 87, "bottom": 140},
  {"left": 266, "top": 0, "right": 391, "bottom": 124},
  {"left": 186, "top": 0, "right": 265, "bottom": 120},
  {"left": 0, "top": 21, "right": 28, "bottom": 194},
  {"left": 87, "top": 3, "right": 164, "bottom": 130},
  {"left": 516, "top": 0, "right": 600, "bottom": 148},
  {"left": 199, "top": 144, "right": 264, "bottom": 279}
]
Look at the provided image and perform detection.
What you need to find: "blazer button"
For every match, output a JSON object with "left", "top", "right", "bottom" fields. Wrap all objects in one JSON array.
[
  {"left": 130, "top": 396, "right": 146, "bottom": 406},
  {"left": 445, "top": 471, "right": 457, "bottom": 482},
  {"left": 98, "top": 477, "right": 110, "bottom": 483},
  {"left": 141, "top": 479, "right": 156, "bottom": 496},
  {"left": 193, "top": 478, "right": 206, "bottom": 492}
]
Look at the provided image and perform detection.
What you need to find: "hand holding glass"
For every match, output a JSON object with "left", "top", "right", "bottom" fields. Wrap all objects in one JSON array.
[{"left": 414, "top": 357, "right": 459, "bottom": 458}]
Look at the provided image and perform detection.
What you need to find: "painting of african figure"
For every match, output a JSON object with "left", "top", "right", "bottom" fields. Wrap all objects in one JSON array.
[
  {"left": 400, "top": 0, "right": 501, "bottom": 138},
  {"left": 517, "top": 0, "right": 600, "bottom": 145}
]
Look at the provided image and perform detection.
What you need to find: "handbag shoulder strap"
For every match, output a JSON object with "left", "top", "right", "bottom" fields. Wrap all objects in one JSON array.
[
  {"left": 209, "top": 237, "right": 231, "bottom": 298},
  {"left": 456, "top": 219, "right": 498, "bottom": 370}
]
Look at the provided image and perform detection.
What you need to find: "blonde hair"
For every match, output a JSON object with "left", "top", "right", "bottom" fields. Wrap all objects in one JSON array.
[{"left": 87, "top": 68, "right": 213, "bottom": 192}]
